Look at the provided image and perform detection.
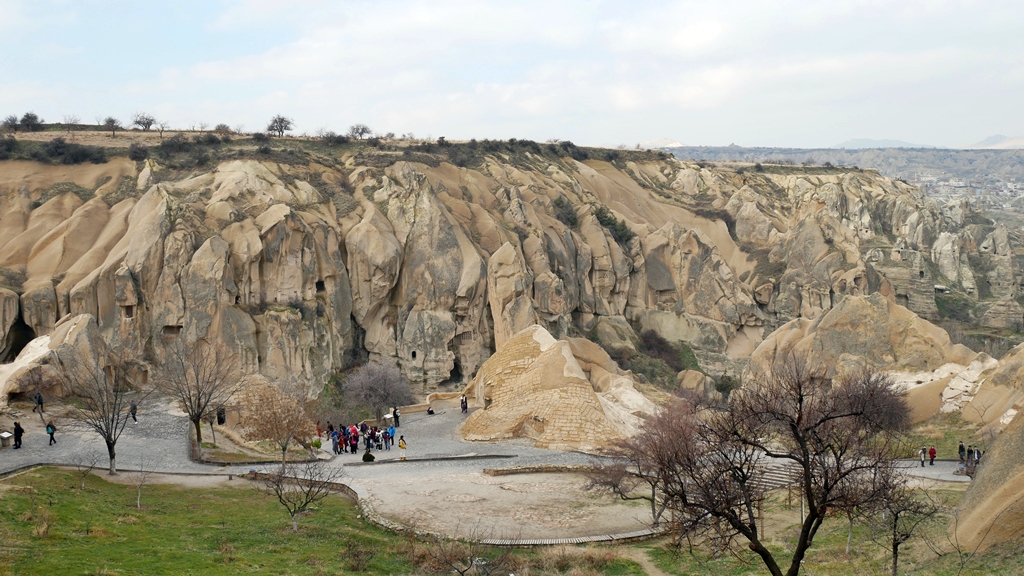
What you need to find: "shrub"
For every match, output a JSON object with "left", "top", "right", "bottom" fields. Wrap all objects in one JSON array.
[
  {"left": 191, "top": 150, "right": 211, "bottom": 167},
  {"left": 0, "top": 136, "right": 15, "bottom": 160},
  {"left": 715, "top": 374, "right": 740, "bottom": 399},
  {"left": 213, "top": 123, "right": 231, "bottom": 133},
  {"left": 256, "top": 144, "right": 271, "bottom": 154},
  {"left": 252, "top": 132, "right": 270, "bottom": 143},
  {"left": 127, "top": 143, "right": 149, "bottom": 161},
  {"left": 593, "top": 205, "right": 635, "bottom": 244},
  {"left": 321, "top": 131, "right": 349, "bottom": 145},
  {"left": 39, "top": 137, "right": 106, "bottom": 164},
  {"left": 198, "top": 132, "right": 221, "bottom": 145},
  {"left": 20, "top": 112, "right": 44, "bottom": 132},
  {"left": 552, "top": 195, "right": 578, "bottom": 227},
  {"left": 159, "top": 134, "right": 194, "bottom": 155},
  {"left": 638, "top": 330, "right": 700, "bottom": 372}
]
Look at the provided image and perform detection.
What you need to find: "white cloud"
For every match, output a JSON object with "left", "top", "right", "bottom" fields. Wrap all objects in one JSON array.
[{"left": 4, "top": 0, "right": 1024, "bottom": 146}]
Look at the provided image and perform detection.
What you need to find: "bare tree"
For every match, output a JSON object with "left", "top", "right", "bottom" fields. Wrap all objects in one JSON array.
[
  {"left": 424, "top": 526, "right": 515, "bottom": 576},
  {"left": 156, "top": 121, "right": 169, "bottom": 139},
  {"left": 57, "top": 349, "right": 150, "bottom": 474},
  {"left": 256, "top": 459, "right": 344, "bottom": 532},
  {"left": 240, "top": 380, "right": 315, "bottom": 471},
  {"left": 586, "top": 428, "right": 670, "bottom": 527},
  {"left": 131, "top": 112, "right": 156, "bottom": 131},
  {"left": 867, "top": 479, "right": 941, "bottom": 576},
  {"left": 2, "top": 115, "right": 19, "bottom": 132},
  {"left": 127, "top": 457, "right": 153, "bottom": 509},
  {"left": 341, "top": 362, "right": 413, "bottom": 425},
  {"left": 591, "top": 353, "right": 909, "bottom": 576},
  {"left": 62, "top": 114, "right": 81, "bottom": 135},
  {"left": 266, "top": 115, "right": 293, "bottom": 138},
  {"left": 103, "top": 116, "right": 122, "bottom": 137},
  {"left": 155, "top": 340, "right": 240, "bottom": 448},
  {"left": 347, "top": 124, "right": 372, "bottom": 139},
  {"left": 71, "top": 451, "right": 103, "bottom": 489}
]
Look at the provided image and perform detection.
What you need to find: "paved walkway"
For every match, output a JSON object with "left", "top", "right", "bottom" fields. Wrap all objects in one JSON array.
[{"left": 1, "top": 396, "right": 971, "bottom": 540}]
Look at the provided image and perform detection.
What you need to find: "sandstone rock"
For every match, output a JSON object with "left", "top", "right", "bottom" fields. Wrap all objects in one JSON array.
[
  {"left": 954, "top": 410, "right": 1024, "bottom": 552},
  {"left": 980, "top": 297, "right": 1024, "bottom": 330},
  {"left": 748, "top": 294, "right": 976, "bottom": 380},
  {"left": 461, "top": 325, "right": 655, "bottom": 451},
  {"left": 487, "top": 242, "right": 537, "bottom": 350},
  {"left": 676, "top": 369, "right": 721, "bottom": 401}
]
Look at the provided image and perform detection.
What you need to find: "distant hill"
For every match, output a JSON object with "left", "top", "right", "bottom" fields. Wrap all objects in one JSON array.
[
  {"left": 969, "top": 135, "right": 1024, "bottom": 150},
  {"left": 659, "top": 145, "right": 1024, "bottom": 180},
  {"left": 833, "top": 138, "right": 934, "bottom": 149}
]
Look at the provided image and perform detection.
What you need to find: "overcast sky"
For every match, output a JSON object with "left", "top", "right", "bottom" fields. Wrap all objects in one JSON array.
[{"left": 1, "top": 0, "right": 1022, "bottom": 148}]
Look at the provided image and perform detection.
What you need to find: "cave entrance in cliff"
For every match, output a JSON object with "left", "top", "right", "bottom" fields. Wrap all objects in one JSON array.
[
  {"left": 0, "top": 314, "right": 36, "bottom": 363},
  {"left": 441, "top": 360, "right": 463, "bottom": 387}
]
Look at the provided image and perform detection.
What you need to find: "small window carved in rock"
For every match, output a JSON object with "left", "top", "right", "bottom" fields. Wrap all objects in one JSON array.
[
  {"left": 411, "top": 350, "right": 417, "bottom": 360},
  {"left": 162, "top": 325, "right": 182, "bottom": 337},
  {"left": 123, "top": 305, "right": 135, "bottom": 319},
  {"left": 315, "top": 280, "right": 326, "bottom": 292}
]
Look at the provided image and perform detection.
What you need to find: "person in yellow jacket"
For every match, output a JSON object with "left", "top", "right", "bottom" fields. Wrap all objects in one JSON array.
[{"left": 398, "top": 436, "right": 407, "bottom": 461}]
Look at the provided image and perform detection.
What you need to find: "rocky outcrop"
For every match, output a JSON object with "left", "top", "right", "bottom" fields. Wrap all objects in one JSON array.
[
  {"left": 460, "top": 325, "right": 655, "bottom": 451},
  {"left": 954, "top": 410, "right": 1024, "bottom": 553},
  {"left": 748, "top": 294, "right": 976, "bottom": 379},
  {"left": 0, "top": 145, "right": 1017, "bottom": 405}
]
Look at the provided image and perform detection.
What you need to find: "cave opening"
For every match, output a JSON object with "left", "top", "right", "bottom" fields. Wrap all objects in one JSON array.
[
  {"left": 0, "top": 313, "right": 36, "bottom": 363},
  {"left": 315, "top": 280, "right": 326, "bottom": 292},
  {"left": 441, "top": 360, "right": 463, "bottom": 387}
]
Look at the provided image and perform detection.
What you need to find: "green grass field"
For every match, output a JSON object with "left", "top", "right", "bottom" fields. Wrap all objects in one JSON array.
[
  {"left": 0, "top": 468, "right": 644, "bottom": 575},
  {"left": 0, "top": 468, "right": 413, "bottom": 575},
  {"left": 2, "top": 468, "right": 1022, "bottom": 575}
]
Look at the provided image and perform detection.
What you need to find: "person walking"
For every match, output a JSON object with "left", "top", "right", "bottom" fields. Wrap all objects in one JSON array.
[
  {"left": 392, "top": 407, "right": 400, "bottom": 428},
  {"left": 460, "top": 395, "right": 468, "bottom": 414},
  {"left": 32, "top": 392, "right": 44, "bottom": 414},
  {"left": 928, "top": 445, "right": 937, "bottom": 466},
  {"left": 46, "top": 421, "right": 57, "bottom": 445},
  {"left": 919, "top": 446, "right": 926, "bottom": 467},
  {"left": 13, "top": 421, "right": 24, "bottom": 449},
  {"left": 387, "top": 424, "right": 396, "bottom": 447},
  {"left": 398, "top": 435, "right": 407, "bottom": 461},
  {"left": 130, "top": 401, "right": 138, "bottom": 423},
  {"left": 958, "top": 440, "right": 966, "bottom": 463},
  {"left": 330, "top": 429, "right": 340, "bottom": 455}
]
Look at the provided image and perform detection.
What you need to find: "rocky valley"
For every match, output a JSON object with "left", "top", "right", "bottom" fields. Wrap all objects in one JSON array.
[{"left": 3, "top": 132, "right": 1024, "bottom": 554}]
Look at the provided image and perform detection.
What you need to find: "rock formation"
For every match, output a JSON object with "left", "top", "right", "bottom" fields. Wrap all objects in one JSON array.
[
  {"left": 0, "top": 140, "right": 1018, "bottom": 405},
  {"left": 459, "top": 325, "right": 655, "bottom": 450},
  {"left": 954, "top": 410, "right": 1024, "bottom": 553}
]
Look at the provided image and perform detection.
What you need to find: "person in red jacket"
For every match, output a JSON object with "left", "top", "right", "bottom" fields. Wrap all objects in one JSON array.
[{"left": 928, "top": 445, "right": 937, "bottom": 466}]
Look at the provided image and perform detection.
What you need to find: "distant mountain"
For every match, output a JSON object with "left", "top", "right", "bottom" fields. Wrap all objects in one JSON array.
[
  {"left": 969, "top": 135, "right": 1024, "bottom": 150},
  {"left": 833, "top": 138, "right": 934, "bottom": 149},
  {"left": 640, "top": 137, "right": 686, "bottom": 149}
]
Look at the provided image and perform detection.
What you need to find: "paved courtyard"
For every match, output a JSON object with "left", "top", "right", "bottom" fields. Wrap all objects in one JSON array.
[{"left": 1, "top": 396, "right": 973, "bottom": 540}]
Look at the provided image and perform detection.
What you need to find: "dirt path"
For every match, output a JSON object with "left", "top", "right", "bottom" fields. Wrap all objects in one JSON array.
[{"left": 618, "top": 546, "right": 672, "bottom": 576}]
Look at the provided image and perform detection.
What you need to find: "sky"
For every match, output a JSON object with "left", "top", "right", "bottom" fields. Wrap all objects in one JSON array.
[{"left": 1, "top": 0, "right": 1022, "bottom": 148}]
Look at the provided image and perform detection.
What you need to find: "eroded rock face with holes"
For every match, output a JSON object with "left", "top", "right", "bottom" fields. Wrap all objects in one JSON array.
[{"left": 0, "top": 148, "right": 1015, "bottom": 405}]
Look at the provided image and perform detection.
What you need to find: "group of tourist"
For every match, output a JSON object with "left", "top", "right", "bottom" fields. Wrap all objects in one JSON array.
[
  {"left": 958, "top": 440, "right": 983, "bottom": 465},
  {"left": 321, "top": 407, "right": 407, "bottom": 461}
]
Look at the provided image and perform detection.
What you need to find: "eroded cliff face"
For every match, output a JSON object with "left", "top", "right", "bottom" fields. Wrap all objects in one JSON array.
[{"left": 0, "top": 145, "right": 1016, "bottom": 401}]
